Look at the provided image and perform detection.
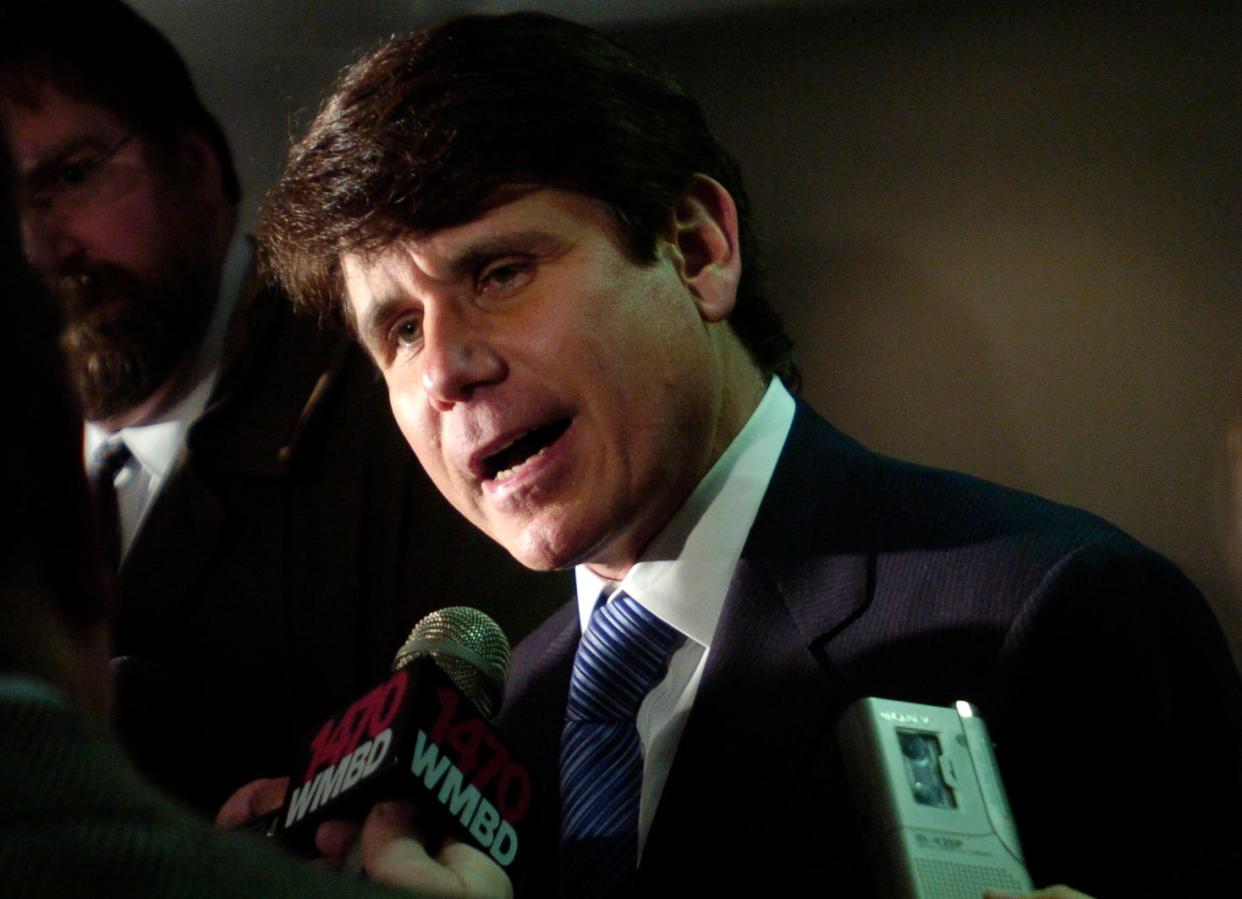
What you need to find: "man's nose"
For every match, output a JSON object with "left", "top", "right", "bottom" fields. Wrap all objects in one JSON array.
[
  {"left": 20, "top": 209, "right": 84, "bottom": 274},
  {"left": 420, "top": 307, "right": 506, "bottom": 412}
]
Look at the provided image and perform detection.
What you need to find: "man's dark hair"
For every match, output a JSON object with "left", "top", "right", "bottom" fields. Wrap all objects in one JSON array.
[
  {"left": 260, "top": 12, "right": 797, "bottom": 388},
  {"left": 0, "top": 0, "right": 240, "bottom": 202}
]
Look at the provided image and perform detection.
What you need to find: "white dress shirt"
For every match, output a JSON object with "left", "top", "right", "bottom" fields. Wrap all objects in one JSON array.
[
  {"left": 573, "top": 377, "right": 796, "bottom": 855},
  {"left": 83, "top": 234, "right": 250, "bottom": 561}
]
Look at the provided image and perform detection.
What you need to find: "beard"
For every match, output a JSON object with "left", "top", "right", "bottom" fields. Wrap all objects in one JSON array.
[{"left": 51, "top": 253, "right": 217, "bottom": 423}]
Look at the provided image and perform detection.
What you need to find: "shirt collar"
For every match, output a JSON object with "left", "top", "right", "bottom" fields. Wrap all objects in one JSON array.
[
  {"left": 575, "top": 378, "right": 796, "bottom": 647},
  {"left": 84, "top": 232, "right": 250, "bottom": 476}
]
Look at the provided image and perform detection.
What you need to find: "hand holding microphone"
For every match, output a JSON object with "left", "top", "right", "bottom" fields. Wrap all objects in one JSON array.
[
  {"left": 218, "top": 784, "right": 512, "bottom": 897},
  {"left": 359, "top": 798, "right": 512, "bottom": 898},
  {"left": 219, "top": 607, "right": 527, "bottom": 897}
]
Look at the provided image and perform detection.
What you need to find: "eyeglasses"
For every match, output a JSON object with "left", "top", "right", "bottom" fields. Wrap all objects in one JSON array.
[{"left": 19, "top": 130, "right": 141, "bottom": 218}]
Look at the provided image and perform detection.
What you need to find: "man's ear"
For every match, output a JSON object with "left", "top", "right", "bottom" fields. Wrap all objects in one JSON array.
[
  {"left": 664, "top": 173, "right": 741, "bottom": 323},
  {"left": 173, "top": 130, "right": 226, "bottom": 204}
]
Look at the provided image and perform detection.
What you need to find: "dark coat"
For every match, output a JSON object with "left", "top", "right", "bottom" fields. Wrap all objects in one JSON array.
[
  {"left": 0, "top": 691, "right": 405, "bottom": 898},
  {"left": 495, "top": 401, "right": 1242, "bottom": 897},
  {"left": 111, "top": 280, "right": 570, "bottom": 815}
]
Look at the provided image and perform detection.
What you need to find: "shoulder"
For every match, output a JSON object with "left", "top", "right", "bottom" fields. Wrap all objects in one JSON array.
[
  {"left": 776, "top": 400, "right": 1149, "bottom": 589},
  {"left": 193, "top": 279, "right": 395, "bottom": 471},
  {"left": 763, "top": 403, "right": 1219, "bottom": 689},
  {"left": 0, "top": 694, "right": 397, "bottom": 897}
]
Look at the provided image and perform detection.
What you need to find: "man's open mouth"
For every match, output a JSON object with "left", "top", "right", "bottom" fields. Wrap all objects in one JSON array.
[{"left": 482, "top": 418, "right": 572, "bottom": 482}]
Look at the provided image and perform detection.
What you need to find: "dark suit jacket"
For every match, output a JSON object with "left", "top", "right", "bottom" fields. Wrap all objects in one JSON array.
[
  {"left": 0, "top": 689, "right": 413, "bottom": 898},
  {"left": 110, "top": 278, "right": 569, "bottom": 815},
  {"left": 495, "top": 401, "right": 1242, "bottom": 898}
]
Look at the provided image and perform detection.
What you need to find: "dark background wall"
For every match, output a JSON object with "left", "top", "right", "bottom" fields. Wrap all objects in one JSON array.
[
  {"left": 132, "top": 0, "right": 1242, "bottom": 660},
  {"left": 618, "top": 1, "right": 1242, "bottom": 660}
]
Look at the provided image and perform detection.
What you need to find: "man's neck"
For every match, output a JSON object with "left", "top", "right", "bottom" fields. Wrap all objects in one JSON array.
[
  {"left": 585, "top": 361, "right": 770, "bottom": 581},
  {"left": 575, "top": 376, "right": 797, "bottom": 636}
]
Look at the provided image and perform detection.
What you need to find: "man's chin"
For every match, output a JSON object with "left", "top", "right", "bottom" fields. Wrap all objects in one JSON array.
[
  {"left": 495, "top": 518, "right": 602, "bottom": 574},
  {"left": 63, "top": 336, "right": 161, "bottom": 424},
  {"left": 74, "top": 373, "right": 155, "bottom": 424}
]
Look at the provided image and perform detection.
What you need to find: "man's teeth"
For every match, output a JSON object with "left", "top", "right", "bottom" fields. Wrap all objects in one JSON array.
[{"left": 493, "top": 445, "right": 550, "bottom": 482}]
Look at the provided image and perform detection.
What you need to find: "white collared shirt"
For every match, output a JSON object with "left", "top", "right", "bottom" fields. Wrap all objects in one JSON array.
[
  {"left": 573, "top": 377, "right": 796, "bottom": 854},
  {"left": 83, "top": 233, "right": 250, "bottom": 561}
]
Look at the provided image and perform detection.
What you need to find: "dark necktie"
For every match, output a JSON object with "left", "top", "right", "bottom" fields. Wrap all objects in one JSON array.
[
  {"left": 88, "top": 438, "right": 132, "bottom": 572},
  {"left": 559, "top": 594, "right": 682, "bottom": 897}
]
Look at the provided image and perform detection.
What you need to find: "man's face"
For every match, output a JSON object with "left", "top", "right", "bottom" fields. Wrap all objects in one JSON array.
[
  {"left": 342, "top": 188, "right": 740, "bottom": 577},
  {"left": 5, "top": 85, "right": 220, "bottom": 424}
]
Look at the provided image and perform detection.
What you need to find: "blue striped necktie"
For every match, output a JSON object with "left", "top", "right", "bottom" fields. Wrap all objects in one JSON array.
[{"left": 559, "top": 593, "right": 682, "bottom": 897}]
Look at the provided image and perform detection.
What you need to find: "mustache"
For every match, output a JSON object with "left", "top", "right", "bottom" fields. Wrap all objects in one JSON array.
[{"left": 47, "top": 264, "right": 145, "bottom": 315}]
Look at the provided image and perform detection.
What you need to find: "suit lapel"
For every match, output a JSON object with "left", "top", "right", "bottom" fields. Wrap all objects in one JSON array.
[
  {"left": 494, "top": 602, "right": 578, "bottom": 895},
  {"left": 750, "top": 401, "right": 876, "bottom": 645},
  {"left": 112, "top": 283, "right": 351, "bottom": 655},
  {"left": 640, "top": 403, "right": 878, "bottom": 884},
  {"left": 112, "top": 454, "right": 224, "bottom": 654}
]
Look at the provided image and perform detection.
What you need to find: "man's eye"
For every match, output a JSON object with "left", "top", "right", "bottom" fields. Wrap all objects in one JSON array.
[
  {"left": 27, "top": 163, "right": 90, "bottom": 204},
  {"left": 391, "top": 318, "right": 422, "bottom": 349},
  {"left": 478, "top": 260, "right": 531, "bottom": 292},
  {"left": 55, "top": 163, "right": 91, "bottom": 187}
]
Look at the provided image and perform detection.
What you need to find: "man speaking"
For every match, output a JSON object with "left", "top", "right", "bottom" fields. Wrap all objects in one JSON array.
[{"left": 257, "top": 13, "right": 1242, "bottom": 897}]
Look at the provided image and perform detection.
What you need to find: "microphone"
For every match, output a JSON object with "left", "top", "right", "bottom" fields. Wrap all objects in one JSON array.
[{"left": 274, "top": 607, "right": 532, "bottom": 872}]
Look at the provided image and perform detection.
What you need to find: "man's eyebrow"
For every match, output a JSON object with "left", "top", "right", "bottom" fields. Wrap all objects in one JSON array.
[
  {"left": 23, "top": 135, "right": 112, "bottom": 179},
  {"left": 440, "top": 229, "right": 563, "bottom": 279}
]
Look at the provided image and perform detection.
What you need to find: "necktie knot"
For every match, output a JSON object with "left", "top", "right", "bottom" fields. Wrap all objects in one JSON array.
[
  {"left": 566, "top": 595, "right": 682, "bottom": 722},
  {"left": 89, "top": 438, "right": 132, "bottom": 486}
]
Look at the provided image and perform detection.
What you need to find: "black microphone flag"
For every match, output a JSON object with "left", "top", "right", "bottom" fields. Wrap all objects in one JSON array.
[{"left": 275, "top": 608, "right": 532, "bottom": 872}]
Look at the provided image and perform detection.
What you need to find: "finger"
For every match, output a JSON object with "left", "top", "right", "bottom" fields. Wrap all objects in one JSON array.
[
  {"left": 315, "top": 818, "right": 362, "bottom": 867},
  {"left": 360, "top": 800, "right": 438, "bottom": 884},
  {"left": 360, "top": 802, "right": 511, "bottom": 898},
  {"left": 436, "top": 837, "right": 514, "bottom": 899},
  {"left": 215, "top": 776, "right": 289, "bottom": 829}
]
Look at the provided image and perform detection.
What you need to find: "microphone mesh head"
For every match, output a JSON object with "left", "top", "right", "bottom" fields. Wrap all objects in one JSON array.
[{"left": 392, "top": 606, "right": 510, "bottom": 718}]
